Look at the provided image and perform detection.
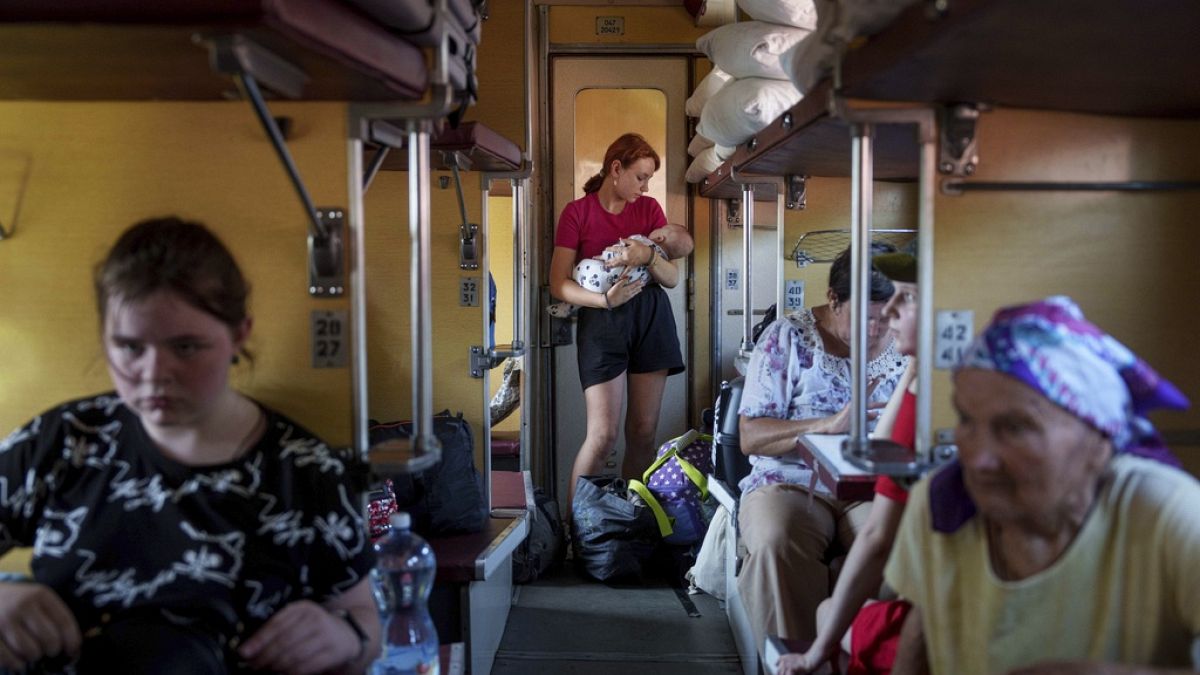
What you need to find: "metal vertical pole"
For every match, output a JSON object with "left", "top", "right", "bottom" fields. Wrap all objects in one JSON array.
[
  {"left": 775, "top": 189, "right": 786, "bottom": 318},
  {"left": 408, "top": 120, "right": 436, "bottom": 454},
  {"left": 849, "top": 124, "right": 874, "bottom": 453},
  {"left": 740, "top": 185, "right": 755, "bottom": 355},
  {"left": 516, "top": 178, "right": 532, "bottom": 473},
  {"left": 481, "top": 179, "right": 493, "bottom": 513},
  {"left": 348, "top": 138, "right": 370, "bottom": 458},
  {"left": 512, "top": 179, "right": 524, "bottom": 350},
  {"left": 916, "top": 121, "right": 936, "bottom": 465}
]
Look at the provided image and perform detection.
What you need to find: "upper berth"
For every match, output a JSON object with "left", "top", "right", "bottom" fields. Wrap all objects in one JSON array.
[
  {"left": 697, "top": 0, "right": 1200, "bottom": 200},
  {"left": 840, "top": 0, "right": 1200, "bottom": 119},
  {"left": 369, "top": 120, "right": 524, "bottom": 173},
  {"left": 697, "top": 81, "right": 921, "bottom": 199},
  {"left": 0, "top": 0, "right": 487, "bottom": 101}
]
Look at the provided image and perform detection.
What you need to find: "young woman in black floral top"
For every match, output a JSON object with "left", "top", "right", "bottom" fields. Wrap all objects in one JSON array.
[{"left": 0, "top": 217, "right": 379, "bottom": 674}]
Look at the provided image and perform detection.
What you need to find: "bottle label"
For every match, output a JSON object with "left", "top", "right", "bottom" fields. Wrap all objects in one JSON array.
[{"left": 373, "top": 645, "right": 439, "bottom": 675}]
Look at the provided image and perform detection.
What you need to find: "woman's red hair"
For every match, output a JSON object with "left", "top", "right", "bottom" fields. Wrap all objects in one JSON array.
[{"left": 582, "top": 133, "right": 661, "bottom": 194}]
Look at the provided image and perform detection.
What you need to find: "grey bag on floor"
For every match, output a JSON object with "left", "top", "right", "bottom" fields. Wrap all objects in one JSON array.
[
  {"left": 571, "top": 475, "right": 660, "bottom": 582},
  {"left": 513, "top": 487, "right": 565, "bottom": 583}
]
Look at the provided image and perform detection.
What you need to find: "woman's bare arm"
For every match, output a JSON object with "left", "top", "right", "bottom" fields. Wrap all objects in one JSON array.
[{"left": 549, "top": 246, "right": 608, "bottom": 308}]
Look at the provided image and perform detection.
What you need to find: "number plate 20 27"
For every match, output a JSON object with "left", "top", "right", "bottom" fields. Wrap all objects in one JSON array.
[{"left": 312, "top": 310, "right": 349, "bottom": 368}]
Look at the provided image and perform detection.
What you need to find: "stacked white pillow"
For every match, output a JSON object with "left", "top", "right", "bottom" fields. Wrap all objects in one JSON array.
[
  {"left": 685, "top": 147, "right": 723, "bottom": 184},
  {"left": 685, "top": 67, "right": 732, "bottom": 118},
  {"left": 685, "top": 3, "right": 815, "bottom": 183},
  {"left": 697, "top": 78, "right": 802, "bottom": 150},
  {"left": 696, "top": 20, "right": 811, "bottom": 81},
  {"left": 781, "top": 0, "right": 921, "bottom": 95},
  {"left": 737, "top": 0, "right": 819, "bottom": 30}
]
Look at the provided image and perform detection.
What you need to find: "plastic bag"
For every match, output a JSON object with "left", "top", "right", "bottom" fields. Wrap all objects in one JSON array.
[
  {"left": 686, "top": 504, "right": 731, "bottom": 600},
  {"left": 490, "top": 357, "right": 521, "bottom": 427},
  {"left": 571, "top": 475, "right": 661, "bottom": 582}
]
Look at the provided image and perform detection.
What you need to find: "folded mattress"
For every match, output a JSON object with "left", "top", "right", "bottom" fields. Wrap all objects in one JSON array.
[{"left": 342, "top": 0, "right": 482, "bottom": 45}]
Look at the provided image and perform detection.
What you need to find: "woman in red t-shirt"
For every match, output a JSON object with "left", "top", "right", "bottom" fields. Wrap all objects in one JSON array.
[
  {"left": 549, "top": 133, "right": 689, "bottom": 510},
  {"left": 778, "top": 253, "right": 919, "bottom": 675}
]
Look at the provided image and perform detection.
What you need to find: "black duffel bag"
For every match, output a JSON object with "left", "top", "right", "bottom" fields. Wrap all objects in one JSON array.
[
  {"left": 571, "top": 475, "right": 660, "bottom": 582},
  {"left": 369, "top": 411, "right": 486, "bottom": 536},
  {"left": 513, "top": 486, "right": 565, "bottom": 584}
]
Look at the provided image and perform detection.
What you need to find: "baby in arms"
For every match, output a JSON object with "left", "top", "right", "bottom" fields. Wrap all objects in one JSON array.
[{"left": 548, "top": 224, "right": 692, "bottom": 318}]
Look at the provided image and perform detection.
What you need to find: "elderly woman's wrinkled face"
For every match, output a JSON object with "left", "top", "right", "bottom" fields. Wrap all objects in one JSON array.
[{"left": 952, "top": 369, "right": 1113, "bottom": 528}]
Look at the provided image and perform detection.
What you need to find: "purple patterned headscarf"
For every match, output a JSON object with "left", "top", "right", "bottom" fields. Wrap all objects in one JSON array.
[{"left": 930, "top": 296, "right": 1189, "bottom": 533}]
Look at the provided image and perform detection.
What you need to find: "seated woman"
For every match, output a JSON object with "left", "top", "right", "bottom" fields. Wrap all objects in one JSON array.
[
  {"left": 777, "top": 252, "right": 920, "bottom": 675},
  {"left": 0, "top": 217, "right": 379, "bottom": 674},
  {"left": 737, "top": 246, "right": 908, "bottom": 651},
  {"left": 888, "top": 296, "right": 1197, "bottom": 674}
]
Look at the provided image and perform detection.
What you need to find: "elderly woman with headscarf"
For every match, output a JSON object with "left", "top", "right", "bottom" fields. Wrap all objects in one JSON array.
[{"left": 886, "top": 296, "right": 1199, "bottom": 675}]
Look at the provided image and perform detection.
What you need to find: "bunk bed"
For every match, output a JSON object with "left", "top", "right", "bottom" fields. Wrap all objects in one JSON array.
[
  {"left": 696, "top": 2, "right": 1200, "bottom": 672},
  {"left": 703, "top": 0, "right": 1200, "bottom": 479},
  {"left": 0, "top": 3, "right": 531, "bottom": 673},
  {"left": 362, "top": 113, "right": 531, "bottom": 675}
]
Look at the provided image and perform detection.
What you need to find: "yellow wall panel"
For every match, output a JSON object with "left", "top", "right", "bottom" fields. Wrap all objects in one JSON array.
[
  {"left": 361, "top": 169, "right": 489, "bottom": 465},
  {"left": 0, "top": 101, "right": 353, "bottom": 444},
  {"left": 930, "top": 109, "right": 1200, "bottom": 459}
]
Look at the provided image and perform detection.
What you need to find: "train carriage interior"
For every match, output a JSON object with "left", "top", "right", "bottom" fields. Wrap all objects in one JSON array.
[{"left": 1, "top": 0, "right": 1198, "bottom": 673}]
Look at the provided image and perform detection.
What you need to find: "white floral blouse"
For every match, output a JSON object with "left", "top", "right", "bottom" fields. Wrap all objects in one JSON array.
[{"left": 736, "top": 309, "right": 909, "bottom": 496}]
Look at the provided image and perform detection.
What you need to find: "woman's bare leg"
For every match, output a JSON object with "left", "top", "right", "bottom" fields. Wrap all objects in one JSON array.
[
  {"left": 568, "top": 373, "right": 626, "bottom": 509},
  {"left": 621, "top": 369, "right": 668, "bottom": 479}
]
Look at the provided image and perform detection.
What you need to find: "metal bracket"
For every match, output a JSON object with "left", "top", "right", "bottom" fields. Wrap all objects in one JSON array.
[
  {"left": 480, "top": 159, "right": 535, "bottom": 189},
  {"left": 786, "top": 175, "right": 807, "bottom": 210},
  {"left": 362, "top": 145, "right": 391, "bottom": 193},
  {"left": 842, "top": 438, "right": 956, "bottom": 480},
  {"left": 941, "top": 179, "right": 1200, "bottom": 196},
  {"left": 470, "top": 342, "right": 525, "bottom": 378},
  {"left": 726, "top": 198, "right": 743, "bottom": 228},
  {"left": 202, "top": 34, "right": 310, "bottom": 99},
  {"left": 203, "top": 36, "right": 334, "bottom": 247},
  {"left": 459, "top": 222, "right": 480, "bottom": 270},
  {"left": 938, "top": 104, "right": 981, "bottom": 176},
  {"left": 0, "top": 150, "right": 31, "bottom": 242},
  {"left": 309, "top": 208, "right": 346, "bottom": 297}
]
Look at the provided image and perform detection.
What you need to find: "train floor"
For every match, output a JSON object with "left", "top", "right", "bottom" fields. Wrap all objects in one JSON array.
[{"left": 492, "top": 558, "right": 742, "bottom": 675}]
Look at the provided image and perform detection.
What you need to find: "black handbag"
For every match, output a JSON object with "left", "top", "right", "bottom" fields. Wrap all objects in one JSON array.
[{"left": 368, "top": 411, "right": 486, "bottom": 536}]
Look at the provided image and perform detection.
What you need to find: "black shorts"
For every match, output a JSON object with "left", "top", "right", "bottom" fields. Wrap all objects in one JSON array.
[{"left": 576, "top": 284, "right": 685, "bottom": 390}]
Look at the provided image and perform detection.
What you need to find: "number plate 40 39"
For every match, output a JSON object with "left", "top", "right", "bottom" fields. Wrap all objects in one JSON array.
[{"left": 312, "top": 310, "right": 349, "bottom": 368}]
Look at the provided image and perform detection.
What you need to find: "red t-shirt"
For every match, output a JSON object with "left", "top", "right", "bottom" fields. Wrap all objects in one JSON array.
[
  {"left": 873, "top": 389, "right": 915, "bottom": 503},
  {"left": 554, "top": 191, "right": 668, "bottom": 263}
]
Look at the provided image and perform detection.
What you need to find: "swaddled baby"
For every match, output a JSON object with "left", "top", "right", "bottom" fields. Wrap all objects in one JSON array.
[{"left": 548, "top": 224, "right": 691, "bottom": 318}]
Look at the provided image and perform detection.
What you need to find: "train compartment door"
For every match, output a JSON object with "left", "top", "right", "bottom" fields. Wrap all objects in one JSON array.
[{"left": 548, "top": 56, "right": 689, "bottom": 505}]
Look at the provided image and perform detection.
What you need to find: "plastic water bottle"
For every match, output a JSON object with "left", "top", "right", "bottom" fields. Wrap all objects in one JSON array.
[{"left": 371, "top": 512, "right": 440, "bottom": 675}]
